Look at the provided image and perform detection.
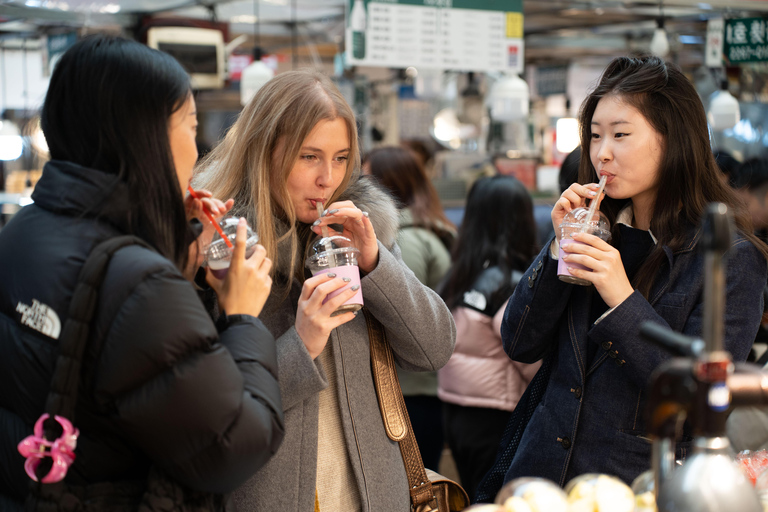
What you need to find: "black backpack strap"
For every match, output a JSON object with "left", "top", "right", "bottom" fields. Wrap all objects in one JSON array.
[{"left": 44, "top": 235, "right": 151, "bottom": 423}]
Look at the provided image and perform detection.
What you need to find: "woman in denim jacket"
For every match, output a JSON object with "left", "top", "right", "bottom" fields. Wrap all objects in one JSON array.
[{"left": 499, "top": 55, "right": 768, "bottom": 487}]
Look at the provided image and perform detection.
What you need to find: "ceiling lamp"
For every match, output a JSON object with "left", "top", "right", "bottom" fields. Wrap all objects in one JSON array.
[
  {"left": 708, "top": 79, "right": 740, "bottom": 131},
  {"left": 650, "top": 17, "right": 670, "bottom": 58},
  {"left": 486, "top": 73, "right": 530, "bottom": 123},
  {"left": 240, "top": 0, "right": 274, "bottom": 106},
  {"left": 0, "top": 116, "right": 23, "bottom": 162}
]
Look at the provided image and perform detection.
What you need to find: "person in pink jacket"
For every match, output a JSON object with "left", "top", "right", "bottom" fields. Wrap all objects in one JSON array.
[{"left": 438, "top": 175, "right": 541, "bottom": 500}]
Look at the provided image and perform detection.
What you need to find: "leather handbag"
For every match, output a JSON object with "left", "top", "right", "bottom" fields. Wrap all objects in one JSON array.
[
  {"left": 363, "top": 308, "right": 470, "bottom": 512},
  {"left": 19, "top": 235, "right": 226, "bottom": 512}
]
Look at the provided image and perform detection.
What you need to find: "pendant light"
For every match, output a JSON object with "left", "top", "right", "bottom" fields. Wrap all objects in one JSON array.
[
  {"left": 650, "top": 0, "right": 669, "bottom": 58},
  {"left": 708, "top": 78, "right": 740, "bottom": 131},
  {"left": 0, "top": 46, "right": 22, "bottom": 162},
  {"left": 240, "top": 0, "right": 274, "bottom": 106}
]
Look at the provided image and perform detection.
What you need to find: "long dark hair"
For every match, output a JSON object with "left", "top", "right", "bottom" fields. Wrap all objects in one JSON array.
[
  {"left": 577, "top": 54, "right": 768, "bottom": 298},
  {"left": 363, "top": 146, "right": 455, "bottom": 237},
  {"left": 41, "top": 34, "right": 193, "bottom": 269},
  {"left": 440, "top": 175, "right": 537, "bottom": 310}
]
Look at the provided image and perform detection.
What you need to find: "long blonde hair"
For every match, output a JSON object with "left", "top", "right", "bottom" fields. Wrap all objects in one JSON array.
[{"left": 194, "top": 70, "right": 360, "bottom": 281}]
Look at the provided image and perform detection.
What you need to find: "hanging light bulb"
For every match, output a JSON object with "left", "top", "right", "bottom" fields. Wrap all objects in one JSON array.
[
  {"left": 240, "top": 47, "right": 274, "bottom": 106},
  {"left": 650, "top": 17, "right": 670, "bottom": 58},
  {"left": 240, "top": 0, "right": 274, "bottom": 106},
  {"left": 486, "top": 73, "right": 530, "bottom": 123},
  {"left": 708, "top": 79, "right": 740, "bottom": 131},
  {"left": 0, "top": 117, "right": 23, "bottom": 162},
  {"left": 556, "top": 98, "right": 579, "bottom": 154}
]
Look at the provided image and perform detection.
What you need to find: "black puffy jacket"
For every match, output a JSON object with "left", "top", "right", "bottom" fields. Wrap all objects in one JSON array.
[{"left": 0, "top": 161, "right": 284, "bottom": 506}]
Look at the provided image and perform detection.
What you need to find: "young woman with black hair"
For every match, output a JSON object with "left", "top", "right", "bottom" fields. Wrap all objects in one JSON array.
[
  {"left": 498, "top": 54, "right": 768, "bottom": 487},
  {"left": 437, "top": 175, "right": 540, "bottom": 499},
  {"left": 0, "top": 35, "right": 284, "bottom": 510}
]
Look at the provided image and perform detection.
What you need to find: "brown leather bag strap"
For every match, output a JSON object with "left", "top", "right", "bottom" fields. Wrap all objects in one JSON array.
[{"left": 363, "top": 308, "right": 438, "bottom": 511}]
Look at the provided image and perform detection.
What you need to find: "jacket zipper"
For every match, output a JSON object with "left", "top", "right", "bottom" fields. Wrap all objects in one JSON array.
[{"left": 336, "top": 327, "right": 371, "bottom": 509}]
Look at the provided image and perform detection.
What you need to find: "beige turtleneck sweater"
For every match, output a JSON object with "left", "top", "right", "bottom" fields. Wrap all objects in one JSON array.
[{"left": 315, "top": 342, "right": 362, "bottom": 511}]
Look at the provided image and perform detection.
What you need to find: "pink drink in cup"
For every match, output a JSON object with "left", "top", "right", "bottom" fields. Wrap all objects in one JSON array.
[
  {"left": 204, "top": 216, "right": 259, "bottom": 279},
  {"left": 557, "top": 207, "right": 611, "bottom": 286},
  {"left": 305, "top": 234, "right": 363, "bottom": 316}
]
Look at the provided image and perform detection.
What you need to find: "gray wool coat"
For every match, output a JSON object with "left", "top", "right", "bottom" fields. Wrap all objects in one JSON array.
[{"left": 231, "top": 178, "right": 457, "bottom": 511}]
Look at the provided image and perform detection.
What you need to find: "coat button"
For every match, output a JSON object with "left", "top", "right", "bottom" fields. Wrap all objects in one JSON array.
[
  {"left": 536, "top": 260, "right": 543, "bottom": 270},
  {"left": 532, "top": 269, "right": 538, "bottom": 279},
  {"left": 558, "top": 436, "right": 572, "bottom": 449},
  {"left": 601, "top": 341, "right": 612, "bottom": 350},
  {"left": 528, "top": 276, "right": 534, "bottom": 288},
  {"left": 616, "top": 359, "right": 626, "bottom": 366},
  {"left": 571, "top": 386, "right": 582, "bottom": 399},
  {"left": 609, "top": 350, "right": 618, "bottom": 359}
]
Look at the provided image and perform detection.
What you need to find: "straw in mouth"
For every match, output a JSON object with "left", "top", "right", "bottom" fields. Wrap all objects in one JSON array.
[
  {"left": 188, "top": 186, "right": 233, "bottom": 249},
  {"left": 581, "top": 175, "right": 608, "bottom": 232},
  {"left": 315, "top": 200, "right": 337, "bottom": 267}
]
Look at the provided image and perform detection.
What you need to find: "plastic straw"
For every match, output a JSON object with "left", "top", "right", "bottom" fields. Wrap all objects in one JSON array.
[
  {"left": 581, "top": 175, "right": 608, "bottom": 232},
  {"left": 316, "top": 201, "right": 336, "bottom": 268},
  {"left": 187, "top": 186, "right": 233, "bottom": 249}
]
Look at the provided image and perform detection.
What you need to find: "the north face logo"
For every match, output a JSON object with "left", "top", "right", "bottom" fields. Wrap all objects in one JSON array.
[{"left": 16, "top": 299, "right": 61, "bottom": 339}]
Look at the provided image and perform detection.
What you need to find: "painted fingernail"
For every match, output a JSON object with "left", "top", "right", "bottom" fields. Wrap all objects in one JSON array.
[
  {"left": 588, "top": 191, "right": 597, "bottom": 196},
  {"left": 322, "top": 209, "right": 329, "bottom": 216},
  {"left": 342, "top": 277, "right": 352, "bottom": 283},
  {"left": 328, "top": 209, "right": 339, "bottom": 215},
  {"left": 351, "top": 285, "right": 360, "bottom": 291},
  {"left": 327, "top": 272, "right": 337, "bottom": 278},
  {"left": 312, "top": 219, "right": 321, "bottom": 226},
  {"left": 362, "top": 211, "right": 369, "bottom": 218}
]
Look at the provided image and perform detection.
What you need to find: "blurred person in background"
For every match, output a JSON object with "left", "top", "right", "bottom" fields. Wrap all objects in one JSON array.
[
  {"left": 363, "top": 145, "right": 455, "bottom": 471},
  {"left": 732, "top": 157, "right": 768, "bottom": 241},
  {"left": 715, "top": 149, "right": 742, "bottom": 189},
  {"left": 437, "top": 175, "right": 540, "bottom": 500}
]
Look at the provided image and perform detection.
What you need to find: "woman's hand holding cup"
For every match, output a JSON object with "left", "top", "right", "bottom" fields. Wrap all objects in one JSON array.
[
  {"left": 551, "top": 182, "right": 604, "bottom": 241},
  {"left": 312, "top": 200, "right": 379, "bottom": 273},
  {"left": 207, "top": 218, "right": 273, "bottom": 318},
  {"left": 295, "top": 273, "right": 358, "bottom": 359}
]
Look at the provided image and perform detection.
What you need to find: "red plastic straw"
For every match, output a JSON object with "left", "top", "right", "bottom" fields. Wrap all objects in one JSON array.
[{"left": 187, "top": 186, "right": 233, "bottom": 249}]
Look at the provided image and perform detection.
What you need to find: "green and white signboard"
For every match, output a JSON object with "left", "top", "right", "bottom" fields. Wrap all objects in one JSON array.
[
  {"left": 346, "top": 0, "right": 524, "bottom": 73},
  {"left": 724, "top": 17, "right": 768, "bottom": 64}
]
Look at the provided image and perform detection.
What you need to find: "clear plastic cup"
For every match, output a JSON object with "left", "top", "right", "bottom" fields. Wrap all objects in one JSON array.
[
  {"left": 557, "top": 206, "right": 612, "bottom": 286},
  {"left": 204, "top": 216, "right": 259, "bottom": 279},
  {"left": 305, "top": 234, "right": 363, "bottom": 316}
]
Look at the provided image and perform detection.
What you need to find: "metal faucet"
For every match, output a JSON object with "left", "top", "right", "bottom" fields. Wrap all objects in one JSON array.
[{"left": 641, "top": 203, "right": 766, "bottom": 512}]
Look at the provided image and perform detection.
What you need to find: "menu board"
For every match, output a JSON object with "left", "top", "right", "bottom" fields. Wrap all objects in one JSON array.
[{"left": 346, "top": 0, "right": 524, "bottom": 73}]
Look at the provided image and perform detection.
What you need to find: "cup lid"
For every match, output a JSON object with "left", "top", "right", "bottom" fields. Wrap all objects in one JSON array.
[
  {"left": 204, "top": 216, "right": 259, "bottom": 263},
  {"left": 306, "top": 234, "right": 360, "bottom": 263}
]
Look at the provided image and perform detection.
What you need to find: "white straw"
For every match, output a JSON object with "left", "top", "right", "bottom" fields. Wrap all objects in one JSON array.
[
  {"left": 316, "top": 201, "right": 336, "bottom": 268},
  {"left": 581, "top": 175, "right": 607, "bottom": 232}
]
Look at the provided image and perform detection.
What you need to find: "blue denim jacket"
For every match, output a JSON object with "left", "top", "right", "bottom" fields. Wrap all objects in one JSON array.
[{"left": 500, "top": 226, "right": 767, "bottom": 486}]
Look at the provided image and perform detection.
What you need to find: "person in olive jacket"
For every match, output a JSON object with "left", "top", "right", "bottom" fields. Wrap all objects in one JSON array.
[{"left": 0, "top": 35, "right": 284, "bottom": 510}]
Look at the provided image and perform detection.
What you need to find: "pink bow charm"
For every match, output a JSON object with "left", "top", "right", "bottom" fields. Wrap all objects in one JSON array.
[{"left": 17, "top": 414, "right": 79, "bottom": 483}]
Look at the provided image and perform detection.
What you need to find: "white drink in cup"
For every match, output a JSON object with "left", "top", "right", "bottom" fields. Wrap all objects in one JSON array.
[
  {"left": 204, "top": 216, "right": 259, "bottom": 279},
  {"left": 557, "top": 207, "right": 611, "bottom": 286},
  {"left": 305, "top": 234, "right": 363, "bottom": 316}
]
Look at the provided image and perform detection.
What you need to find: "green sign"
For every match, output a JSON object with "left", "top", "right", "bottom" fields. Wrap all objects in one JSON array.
[{"left": 724, "top": 17, "right": 768, "bottom": 64}]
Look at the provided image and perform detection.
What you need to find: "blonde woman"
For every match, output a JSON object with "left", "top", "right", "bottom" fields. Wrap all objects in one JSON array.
[{"left": 194, "top": 70, "right": 456, "bottom": 512}]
